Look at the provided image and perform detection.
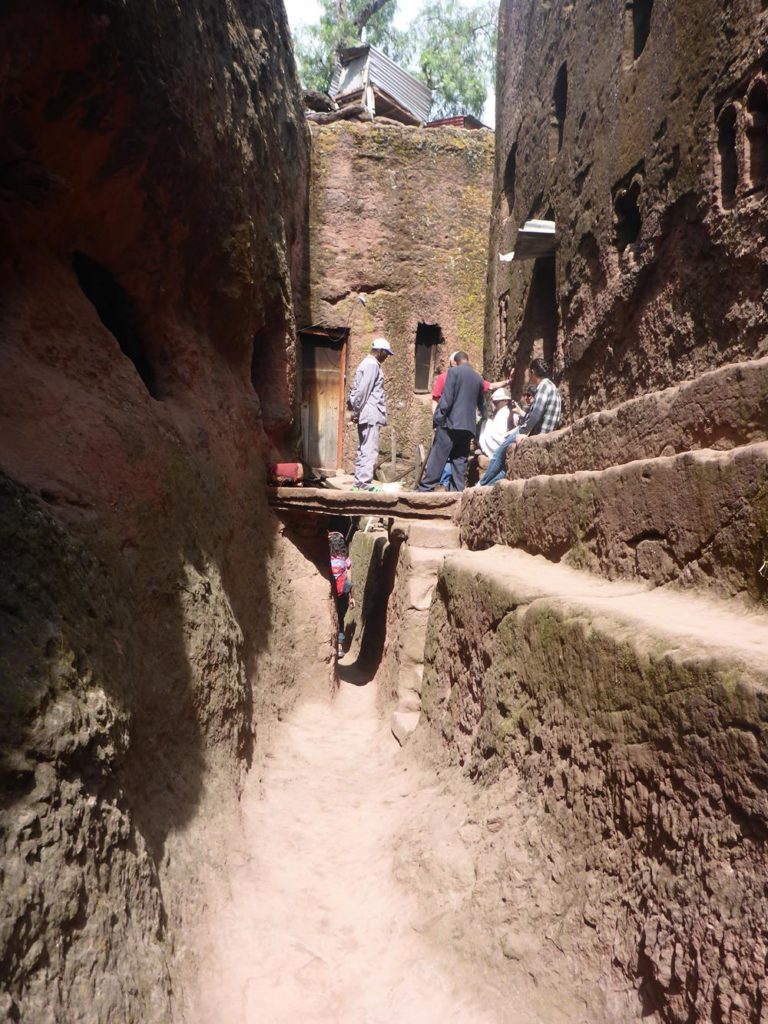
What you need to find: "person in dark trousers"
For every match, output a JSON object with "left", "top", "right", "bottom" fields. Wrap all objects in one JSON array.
[{"left": 417, "top": 351, "right": 485, "bottom": 492}]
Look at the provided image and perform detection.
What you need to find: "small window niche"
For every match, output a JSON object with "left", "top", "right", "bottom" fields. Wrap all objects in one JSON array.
[
  {"left": 72, "top": 252, "right": 158, "bottom": 398},
  {"left": 503, "top": 142, "right": 517, "bottom": 215},
  {"left": 613, "top": 172, "right": 643, "bottom": 251},
  {"left": 549, "top": 63, "right": 568, "bottom": 160},
  {"left": 624, "top": 0, "right": 654, "bottom": 64},
  {"left": 717, "top": 103, "right": 739, "bottom": 208},
  {"left": 746, "top": 80, "right": 768, "bottom": 190},
  {"left": 414, "top": 323, "right": 442, "bottom": 393}
]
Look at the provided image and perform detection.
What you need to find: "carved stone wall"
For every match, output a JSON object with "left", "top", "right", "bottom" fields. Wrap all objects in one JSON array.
[{"left": 488, "top": 0, "right": 768, "bottom": 418}]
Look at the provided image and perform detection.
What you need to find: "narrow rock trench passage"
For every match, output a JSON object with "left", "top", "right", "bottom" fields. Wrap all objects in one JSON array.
[{"left": 188, "top": 677, "right": 521, "bottom": 1024}]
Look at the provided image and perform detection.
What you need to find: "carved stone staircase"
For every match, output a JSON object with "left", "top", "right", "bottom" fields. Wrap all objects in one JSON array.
[{"left": 386, "top": 355, "right": 768, "bottom": 1021}]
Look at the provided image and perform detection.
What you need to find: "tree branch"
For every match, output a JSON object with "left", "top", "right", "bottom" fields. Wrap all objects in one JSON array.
[{"left": 353, "top": 0, "right": 394, "bottom": 32}]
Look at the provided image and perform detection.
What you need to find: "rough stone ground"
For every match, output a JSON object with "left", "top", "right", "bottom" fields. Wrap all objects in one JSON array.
[{"left": 183, "top": 674, "right": 582, "bottom": 1024}]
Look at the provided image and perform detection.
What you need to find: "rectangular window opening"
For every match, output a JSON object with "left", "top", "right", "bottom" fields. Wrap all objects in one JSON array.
[{"left": 414, "top": 323, "right": 443, "bottom": 393}]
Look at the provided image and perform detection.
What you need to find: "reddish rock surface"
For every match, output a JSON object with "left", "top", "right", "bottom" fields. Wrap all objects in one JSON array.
[
  {"left": 460, "top": 442, "right": 768, "bottom": 603},
  {"left": 420, "top": 549, "right": 768, "bottom": 1024},
  {"left": 487, "top": 0, "right": 768, "bottom": 418},
  {"left": 0, "top": 3, "right": 322, "bottom": 1021}
]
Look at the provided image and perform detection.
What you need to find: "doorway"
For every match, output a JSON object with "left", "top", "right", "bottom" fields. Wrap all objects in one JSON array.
[{"left": 300, "top": 327, "right": 348, "bottom": 471}]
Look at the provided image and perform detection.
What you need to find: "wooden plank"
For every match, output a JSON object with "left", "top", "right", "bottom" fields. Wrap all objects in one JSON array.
[{"left": 268, "top": 486, "right": 461, "bottom": 520}]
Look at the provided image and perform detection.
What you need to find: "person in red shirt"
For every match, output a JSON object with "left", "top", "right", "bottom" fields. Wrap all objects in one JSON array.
[
  {"left": 432, "top": 352, "right": 512, "bottom": 409},
  {"left": 426, "top": 353, "right": 515, "bottom": 488},
  {"left": 329, "top": 531, "right": 355, "bottom": 657}
]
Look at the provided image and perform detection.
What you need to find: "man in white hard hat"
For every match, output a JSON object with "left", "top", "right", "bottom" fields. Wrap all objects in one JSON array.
[{"left": 347, "top": 337, "right": 393, "bottom": 491}]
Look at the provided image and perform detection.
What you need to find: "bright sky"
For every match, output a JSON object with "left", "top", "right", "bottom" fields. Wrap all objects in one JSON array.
[{"left": 283, "top": 0, "right": 496, "bottom": 125}]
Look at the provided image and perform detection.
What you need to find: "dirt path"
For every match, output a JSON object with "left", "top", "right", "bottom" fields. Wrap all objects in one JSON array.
[{"left": 187, "top": 678, "right": 524, "bottom": 1024}]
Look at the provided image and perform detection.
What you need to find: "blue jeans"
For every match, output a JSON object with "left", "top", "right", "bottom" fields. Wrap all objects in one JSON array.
[
  {"left": 417, "top": 428, "right": 473, "bottom": 491},
  {"left": 479, "top": 430, "right": 518, "bottom": 485}
]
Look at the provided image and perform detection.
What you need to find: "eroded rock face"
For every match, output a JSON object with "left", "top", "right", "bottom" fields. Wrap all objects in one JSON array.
[
  {"left": 420, "top": 552, "right": 768, "bottom": 1023},
  {"left": 0, "top": 2, "right": 313, "bottom": 1020},
  {"left": 460, "top": 443, "right": 768, "bottom": 603},
  {"left": 488, "top": 0, "right": 767, "bottom": 416}
]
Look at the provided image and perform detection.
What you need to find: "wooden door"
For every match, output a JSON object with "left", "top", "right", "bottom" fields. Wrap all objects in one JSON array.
[{"left": 300, "top": 331, "right": 345, "bottom": 471}]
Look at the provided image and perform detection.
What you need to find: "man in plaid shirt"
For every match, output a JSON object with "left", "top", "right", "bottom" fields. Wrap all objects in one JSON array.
[
  {"left": 516, "top": 358, "right": 562, "bottom": 440},
  {"left": 477, "top": 358, "right": 562, "bottom": 486}
]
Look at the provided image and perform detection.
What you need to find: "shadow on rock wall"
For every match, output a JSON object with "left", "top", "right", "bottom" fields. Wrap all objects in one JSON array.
[{"left": 0, "top": 1, "right": 309, "bottom": 1020}]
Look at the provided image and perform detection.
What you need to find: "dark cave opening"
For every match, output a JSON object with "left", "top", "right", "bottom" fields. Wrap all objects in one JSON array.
[
  {"left": 72, "top": 252, "right": 158, "bottom": 398},
  {"left": 718, "top": 104, "right": 739, "bottom": 207}
]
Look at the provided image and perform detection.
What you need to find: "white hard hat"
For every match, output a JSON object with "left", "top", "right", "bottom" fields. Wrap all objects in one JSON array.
[
  {"left": 491, "top": 387, "right": 511, "bottom": 401},
  {"left": 371, "top": 337, "right": 394, "bottom": 355}
]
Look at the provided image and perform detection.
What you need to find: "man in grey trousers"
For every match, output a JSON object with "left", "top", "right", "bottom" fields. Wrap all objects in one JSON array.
[{"left": 348, "top": 337, "right": 393, "bottom": 491}]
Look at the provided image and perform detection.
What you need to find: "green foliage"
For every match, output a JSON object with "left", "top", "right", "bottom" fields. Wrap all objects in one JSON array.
[
  {"left": 294, "top": 0, "right": 497, "bottom": 120},
  {"left": 411, "top": 0, "right": 497, "bottom": 118},
  {"left": 295, "top": 0, "right": 410, "bottom": 95}
]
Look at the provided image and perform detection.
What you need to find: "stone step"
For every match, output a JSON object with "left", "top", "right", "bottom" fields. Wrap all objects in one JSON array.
[
  {"left": 390, "top": 518, "right": 461, "bottom": 548},
  {"left": 461, "top": 441, "right": 768, "bottom": 603},
  {"left": 507, "top": 355, "right": 768, "bottom": 480},
  {"left": 435, "top": 548, "right": 768, "bottom": 672},
  {"left": 390, "top": 709, "right": 420, "bottom": 746},
  {"left": 421, "top": 547, "right": 768, "bottom": 1020}
]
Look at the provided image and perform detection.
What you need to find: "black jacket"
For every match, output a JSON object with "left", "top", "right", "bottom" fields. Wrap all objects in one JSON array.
[{"left": 433, "top": 363, "right": 485, "bottom": 433}]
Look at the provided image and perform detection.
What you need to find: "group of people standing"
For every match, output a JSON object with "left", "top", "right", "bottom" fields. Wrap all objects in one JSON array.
[{"left": 347, "top": 338, "right": 562, "bottom": 493}]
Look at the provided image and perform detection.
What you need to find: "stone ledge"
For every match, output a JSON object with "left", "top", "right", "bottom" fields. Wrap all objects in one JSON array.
[
  {"left": 421, "top": 548, "right": 768, "bottom": 1022},
  {"left": 269, "top": 487, "right": 459, "bottom": 520},
  {"left": 507, "top": 356, "right": 768, "bottom": 480},
  {"left": 437, "top": 547, "right": 768, "bottom": 675},
  {"left": 460, "top": 442, "right": 768, "bottom": 602}
]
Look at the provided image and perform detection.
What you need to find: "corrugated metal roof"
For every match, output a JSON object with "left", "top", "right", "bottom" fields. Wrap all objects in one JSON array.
[
  {"left": 330, "top": 45, "right": 433, "bottom": 123},
  {"left": 426, "top": 114, "right": 489, "bottom": 130}
]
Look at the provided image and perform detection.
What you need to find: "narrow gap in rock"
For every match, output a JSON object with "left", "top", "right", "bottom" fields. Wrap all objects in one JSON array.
[
  {"left": 718, "top": 104, "right": 739, "bottom": 207},
  {"left": 631, "top": 0, "right": 654, "bottom": 60},
  {"left": 614, "top": 179, "right": 642, "bottom": 250},
  {"left": 746, "top": 79, "right": 768, "bottom": 189},
  {"left": 550, "top": 62, "right": 568, "bottom": 158},
  {"left": 513, "top": 256, "right": 559, "bottom": 382},
  {"left": 72, "top": 252, "right": 158, "bottom": 398},
  {"left": 503, "top": 141, "right": 517, "bottom": 215}
]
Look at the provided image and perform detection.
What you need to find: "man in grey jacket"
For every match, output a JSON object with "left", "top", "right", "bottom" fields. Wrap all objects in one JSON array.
[
  {"left": 347, "top": 337, "right": 393, "bottom": 491},
  {"left": 417, "top": 351, "right": 485, "bottom": 492}
]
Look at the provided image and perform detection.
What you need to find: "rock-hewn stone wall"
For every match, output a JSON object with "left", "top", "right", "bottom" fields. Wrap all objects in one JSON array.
[
  {"left": 0, "top": 2, "right": 319, "bottom": 1020},
  {"left": 488, "top": 0, "right": 768, "bottom": 418},
  {"left": 308, "top": 121, "right": 494, "bottom": 469},
  {"left": 460, "top": 442, "right": 768, "bottom": 603},
  {"left": 419, "top": 552, "right": 768, "bottom": 1023}
]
